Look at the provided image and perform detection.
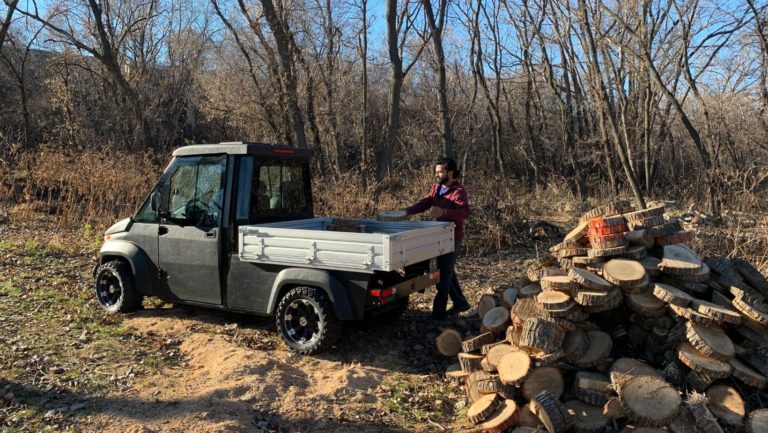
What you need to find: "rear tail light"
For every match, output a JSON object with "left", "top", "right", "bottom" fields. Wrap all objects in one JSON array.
[
  {"left": 430, "top": 271, "right": 440, "bottom": 282},
  {"left": 370, "top": 287, "right": 397, "bottom": 305}
]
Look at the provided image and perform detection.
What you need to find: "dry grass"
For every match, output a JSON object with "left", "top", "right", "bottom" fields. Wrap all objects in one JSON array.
[{"left": 2, "top": 148, "right": 768, "bottom": 265}]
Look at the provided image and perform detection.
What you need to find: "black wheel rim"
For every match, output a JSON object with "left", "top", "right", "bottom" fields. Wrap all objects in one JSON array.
[
  {"left": 96, "top": 271, "right": 122, "bottom": 307},
  {"left": 282, "top": 299, "right": 322, "bottom": 345}
]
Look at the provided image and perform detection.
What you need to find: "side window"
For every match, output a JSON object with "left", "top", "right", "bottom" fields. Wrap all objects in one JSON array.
[
  {"left": 249, "top": 160, "right": 309, "bottom": 220},
  {"left": 167, "top": 155, "right": 227, "bottom": 227}
]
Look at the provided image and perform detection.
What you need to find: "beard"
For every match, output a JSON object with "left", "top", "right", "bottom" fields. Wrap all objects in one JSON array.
[{"left": 437, "top": 176, "right": 450, "bottom": 185}]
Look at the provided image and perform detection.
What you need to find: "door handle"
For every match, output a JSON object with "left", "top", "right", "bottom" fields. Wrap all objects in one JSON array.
[
  {"left": 159, "top": 226, "right": 169, "bottom": 236},
  {"left": 205, "top": 231, "right": 216, "bottom": 238}
]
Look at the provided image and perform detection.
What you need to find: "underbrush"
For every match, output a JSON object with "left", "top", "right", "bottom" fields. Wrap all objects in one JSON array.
[{"left": 1, "top": 147, "right": 767, "bottom": 265}]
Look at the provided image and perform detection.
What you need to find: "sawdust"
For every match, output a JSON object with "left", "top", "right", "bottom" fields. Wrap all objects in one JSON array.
[{"left": 84, "top": 314, "right": 387, "bottom": 433}]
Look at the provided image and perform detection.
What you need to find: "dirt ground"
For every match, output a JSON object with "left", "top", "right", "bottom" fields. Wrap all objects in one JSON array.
[{"left": 0, "top": 218, "right": 537, "bottom": 433}]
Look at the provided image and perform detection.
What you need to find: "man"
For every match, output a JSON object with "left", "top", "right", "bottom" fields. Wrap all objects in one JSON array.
[{"left": 404, "top": 158, "right": 472, "bottom": 320}]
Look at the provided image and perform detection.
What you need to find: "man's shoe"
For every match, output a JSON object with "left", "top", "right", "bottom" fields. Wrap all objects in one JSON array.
[{"left": 447, "top": 304, "right": 471, "bottom": 316}]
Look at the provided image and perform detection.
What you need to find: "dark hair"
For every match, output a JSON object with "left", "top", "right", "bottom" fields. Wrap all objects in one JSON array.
[{"left": 437, "top": 157, "right": 461, "bottom": 178}]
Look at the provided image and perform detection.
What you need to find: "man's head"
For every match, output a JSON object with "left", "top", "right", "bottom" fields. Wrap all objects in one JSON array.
[{"left": 435, "top": 157, "right": 460, "bottom": 185}]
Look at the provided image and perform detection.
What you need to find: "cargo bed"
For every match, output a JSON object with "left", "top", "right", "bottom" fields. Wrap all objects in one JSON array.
[{"left": 238, "top": 218, "right": 454, "bottom": 273}]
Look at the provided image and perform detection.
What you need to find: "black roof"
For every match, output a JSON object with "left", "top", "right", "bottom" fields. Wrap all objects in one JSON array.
[{"left": 173, "top": 142, "right": 312, "bottom": 159}]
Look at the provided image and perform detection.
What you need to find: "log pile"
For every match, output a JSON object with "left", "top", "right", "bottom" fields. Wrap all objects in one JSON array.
[{"left": 443, "top": 201, "right": 768, "bottom": 432}]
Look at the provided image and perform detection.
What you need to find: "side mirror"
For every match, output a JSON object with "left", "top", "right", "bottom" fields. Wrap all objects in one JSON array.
[{"left": 150, "top": 190, "right": 169, "bottom": 217}]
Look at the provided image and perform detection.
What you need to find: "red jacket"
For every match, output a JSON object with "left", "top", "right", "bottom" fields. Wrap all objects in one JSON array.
[{"left": 406, "top": 181, "right": 471, "bottom": 241}]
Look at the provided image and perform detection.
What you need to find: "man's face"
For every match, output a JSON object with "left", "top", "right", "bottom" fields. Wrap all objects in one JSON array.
[{"left": 435, "top": 164, "right": 452, "bottom": 185}]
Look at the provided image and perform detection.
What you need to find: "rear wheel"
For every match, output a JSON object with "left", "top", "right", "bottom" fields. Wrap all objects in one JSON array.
[
  {"left": 94, "top": 261, "right": 143, "bottom": 313},
  {"left": 275, "top": 286, "right": 342, "bottom": 354}
]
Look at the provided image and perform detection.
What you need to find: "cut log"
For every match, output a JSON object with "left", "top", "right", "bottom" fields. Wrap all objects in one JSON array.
[
  {"left": 481, "top": 400, "right": 520, "bottom": 433},
  {"left": 465, "top": 371, "right": 488, "bottom": 404},
  {"left": 485, "top": 343, "right": 515, "bottom": 370},
  {"left": 729, "top": 357, "right": 767, "bottom": 388},
  {"left": 653, "top": 283, "right": 694, "bottom": 307},
  {"left": 478, "top": 293, "right": 500, "bottom": 320},
  {"left": 583, "top": 288, "right": 624, "bottom": 313},
  {"left": 563, "top": 330, "right": 589, "bottom": 363},
  {"left": 603, "top": 259, "right": 647, "bottom": 288},
  {"left": 498, "top": 349, "right": 532, "bottom": 385},
  {"left": 531, "top": 391, "right": 570, "bottom": 433},
  {"left": 501, "top": 288, "right": 519, "bottom": 309},
  {"left": 627, "top": 291, "right": 667, "bottom": 317},
  {"left": 733, "top": 296, "right": 768, "bottom": 326},
  {"left": 573, "top": 255, "right": 604, "bottom": 265},
  {"left": 730, "top": 284, "right": 765, "bottom": 305},
  {"left": 678, "top": 342, "right": 732, "bottom": 379},
  {"left": 574, "top": 371, "right": 611, "bottom": 406},
  {"left": 627, "top": 215, "right": 666, "bottom": 230},
  {"left": 565, "top": 220, "right": 590, "bottom": 242},
  {"left": 510, "top": 298, "right": 538, "bottom": 326},
  {"left": 746, "top": 409, "right": 768, "bottom": 433},
  {"left": 574, "top": 331, "right": 612, "bottom": 369},
  {"left": 462, "top": 332, "right": 496, "bottom": 353},
  {"left": 519, "top": 318, "right": 567, "bottom": 354},
  {"left": 668, "top": 304, "right": 721, "bottom": 327},
  {"left": 565, "top": 400, "right": 609, "bottom": 433},
  {"left": 674, "top": 262, "right": 711, "bottom": 283},
  {"left": 476, "top": 373, "right": 501, "bottom": 394},
  {"left": 706, "top": 384, "right": 745, "bottom": 428},
  {"left": 731, "top": 258, "right": 768, "bottom": 297},
  {"left": 667, "top": 405, "right": 698, "bottom": 433},
  {"left": 541, "top": 275, "right": 577, "bottom": 293},
  {"left": 580, "top": 200, "right": 634, "bottom": 222},
  {"left": 610, "top": 358, "right": 663, "bottom": 385},
  {"left": 617, "top": 375, "right": 681, "bottom": 427},
  {"left": 458, "top": 352, "right": 485, "bottom": 372},
  {"left": 706, "top": 256, "right": 744, "bottom": 286},
  {"left": 660, "top": 245, "right": 703, "bottom": 276},
  {"left": 640, "top": 256, "right": 661, "bottom": 276},
  {"left": 467, "top": 393, "right": 502, "bottom": 424},
  {"left": 589, "top": 233, "right": 628, "bottom": 249},
  {"left": 445, "top": 363, "right": 471, "bottom": 383},
  {"left": 436, "top": 328, "right": 463, "bottom": 357},
  {"left": 518, "top": 401, "right": 545, "bottom": 428},
  {"left": 520, "top": 284, "right": 543, "bottom": 299},
  {"left": 588, "top": 246, "right": 628, "bottom": 258},
  {"left": 693, "top": 300, "right": 742, "bottom": 325},
  {"left": 622, "top": 245, "right": 648, "bottom": 260},
  {"left": 537, "top": 291, "right": 574, "bottom": 310},
  {"left": 537, "top": 302, "right": 577, "bottom": 319},
  {"left": 568, "top": 268, "right": 613, "bottom": 291},
  {"left": 623, "top": 205, "right": 665, "bottom": 222},
  {"left": 523, "top": 366, "right": 565, "bottom": 400},
  {"left": 558, "top": 247, "right": 590, "bottom": 258},
  {"left": 686, "top": 370, "right": 716, "bottom": 392},
  {"left": 625, "top": 230, "right": 655, "bottom": 248},
  {"left": 688, "top": 401, "right": 725, "bottom": 433},
  {"left": 685, "top": 321, "right": 735, "bottom": 361},
  {"left": 602, "top": 398, "right": 626, "bottom": 420},
  {"left": 574, "top": 289, "right": 613, "bottom": 307},
  {"left": 483, "top": 306, "right": 511, "bottom": 336}
]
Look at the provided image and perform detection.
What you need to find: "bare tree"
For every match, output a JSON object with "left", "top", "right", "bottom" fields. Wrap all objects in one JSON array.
[
  {"left": 0, "top": 0, "right": 18, "bottom": 46},
  {"left": 421, "top": 0, "right": 452, "bottom": 158},
  {"left": 377, "top": 0, "right": 427, "bottom": 183}
]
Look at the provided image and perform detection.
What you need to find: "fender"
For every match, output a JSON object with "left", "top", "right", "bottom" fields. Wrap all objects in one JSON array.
[
  {"left": 267, "top": 268, "right": 354, "bottom": 320},
  {"left": 99, "top": 240, "right": 158, "bottom": 297}
]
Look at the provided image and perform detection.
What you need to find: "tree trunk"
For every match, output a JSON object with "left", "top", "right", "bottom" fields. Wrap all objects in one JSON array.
[
  {"left": 259, "top": 0, "right": 308, "bottom": 148},
  {"left": 422, "top": 0, "right": 452, "bottom": 158}
]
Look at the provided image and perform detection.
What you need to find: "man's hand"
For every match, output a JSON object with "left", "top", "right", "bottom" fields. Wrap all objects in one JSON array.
[{"left": 430, "top": 206, "right": 446, "bottom": 219}]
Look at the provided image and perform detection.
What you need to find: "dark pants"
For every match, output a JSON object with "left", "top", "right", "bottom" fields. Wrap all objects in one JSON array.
[{"left": 433, "top": 240, "right": 470, "bottom": 318}]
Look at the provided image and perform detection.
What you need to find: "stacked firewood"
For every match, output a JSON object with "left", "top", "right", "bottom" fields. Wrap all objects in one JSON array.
[{"left": 437, "top": 201, "right": 768, "bottom": 433}]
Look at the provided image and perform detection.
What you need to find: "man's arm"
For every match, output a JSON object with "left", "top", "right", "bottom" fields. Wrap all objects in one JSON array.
[
  {"left": 443, "top": 188, "right": 470, "bottom": 220},
  {"left": 405, "top": 185, "right": 436, "bottom": 215}
]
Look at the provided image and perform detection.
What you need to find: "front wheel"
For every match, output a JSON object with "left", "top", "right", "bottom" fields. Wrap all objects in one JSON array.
[
  {"left": 275, "top": 286, "right": 342, "bottom": 354},
  {"left": 94, "top": 261, "right": 143, "bottom": 313}
]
